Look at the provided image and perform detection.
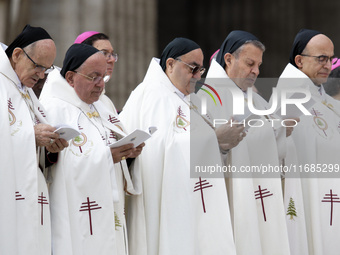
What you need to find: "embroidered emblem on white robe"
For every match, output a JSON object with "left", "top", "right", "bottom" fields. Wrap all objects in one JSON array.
[
  {"left": 322, "top": 189, "right": 340, "bottom": 226},
  {"left": 38, "top": 192, "right": 49, "bottom": 225},
  {"left": 193, "top": 177, "right": 213, "bottom": 213},
  {"left": 79, "top": 197, "right": 102, "bottom": 235},
  {"left": 176, "top": 106, "right": 190, "bottom": 130},
  {"left": 311, "top": 107, "right": 334, "bottom": 139},
  {"left": 286, "top": 197, "right": 298, "bottom": 220},
  {"left": 254, "top": 185, "right": 273, "bottom": 222},
  {"left": 71, "top": 132, "right": 93, "bottom": 156}
]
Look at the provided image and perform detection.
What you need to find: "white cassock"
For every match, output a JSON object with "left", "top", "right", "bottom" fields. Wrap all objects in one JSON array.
[
  {"left": 119, "top": 58, "right": 236, "bottom": 255},
  {"left": 199, "top": 59, "right": 291, "bottom": 255},
  {"left": 39, "top": 69, "right": 141, "bottom": 255},
  {"left": 277, "top": 63, "right": 340, "bottom": 255},
  {"left": 100, "top": 92, "right": 142, "bottom": 255},
  {"left": 0, "top": 43, "right": 51, "bottom": 254}
]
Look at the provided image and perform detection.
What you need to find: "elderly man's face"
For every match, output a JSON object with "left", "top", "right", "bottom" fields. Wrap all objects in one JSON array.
[
  {"left": 13, "top": 39, "right": 56, "bottom": 88},
  {"left": 297, "top": 34, "right": 334, "bottom": 85},
  {"left": 70, "top": 53, "right": 107, "bottom": 104},
  {"left": 166, "top": 48, "right": 204, "bottom": 95},
  {"left": 225, "top": 43, "right": 263, "bottom": 91}
]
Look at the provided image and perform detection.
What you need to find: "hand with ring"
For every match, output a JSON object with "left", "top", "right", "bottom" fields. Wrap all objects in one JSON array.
[
  {"left": 46, "top": 138, "right": 69, "bottom": 153},
  {"left": 110, "top": 143, "right": 134, "bottom": 163},
  {"left": 34, "top": 123, "right": 59, "bottom": 147}
]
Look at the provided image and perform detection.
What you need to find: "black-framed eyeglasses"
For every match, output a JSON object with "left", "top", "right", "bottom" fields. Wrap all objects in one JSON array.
[
  {"left": 175, "top": 58, "right": 205, "bottom": 76},
  {"left": 300, "top": 54, "right": 338, "bottom": 65},
  {"left": 100, "top": 50, "right": 118, "bottom": 62},
  {"left": 72, "top": 71, "right": 107, "bottom": 84},
  {"left": 22, "top": 48, "right": 55, "bottom": 74}
]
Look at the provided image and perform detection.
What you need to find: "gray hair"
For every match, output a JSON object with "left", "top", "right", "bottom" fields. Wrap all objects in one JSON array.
[{"left": 232, "top": 40, "right": 266, "bottom": 59}]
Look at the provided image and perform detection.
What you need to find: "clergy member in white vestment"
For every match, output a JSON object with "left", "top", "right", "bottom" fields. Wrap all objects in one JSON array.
[
  {"left": 74, "top": 31, "right": 119, "bottom": 111},
  {"left": 276, "top": 29, "right": 340, "bottom": 255},
  {"left": 67, "top": 30, "right": 134, "bottom": 255},
  {"left": 0, "top": 25, "right": 68, "bottom": 255},
  {"left": 39, "top": 43, "right": 143, "bottom": 255},
  {"left": 119, "top": 38, "right": 237, "bottom": 255},
  {"left": 199, "top": 30, "right": 291, "bottom": 255}
]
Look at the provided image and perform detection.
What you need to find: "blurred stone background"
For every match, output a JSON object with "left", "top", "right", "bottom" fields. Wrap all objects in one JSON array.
[{"left": 1, "top": 0, "right": 340, "bottom": 109}]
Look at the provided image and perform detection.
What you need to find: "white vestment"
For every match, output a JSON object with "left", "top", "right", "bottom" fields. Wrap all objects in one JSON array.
[
  {"left": 200, "top": 59, "right": 291, "bottom": 255},
  {"left": 0, "top": 43, "right": 51, "bottom": 254},
  {"left": 277, "top": 63, "right": 340, "bottom": 255},
  {"left": 39, "top": 69, "right": 141, "bottom": 255},
  {"left": 119, "top": 58, "right": 236, "bottom": 255}
]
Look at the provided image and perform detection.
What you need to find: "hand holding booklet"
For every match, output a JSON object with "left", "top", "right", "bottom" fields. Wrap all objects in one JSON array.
[
  {"left": 54, "top": 124, "right": 81, "bottom": 141},
  {"left": 110, "top": 126, "right": 157, "bottom": 148}
]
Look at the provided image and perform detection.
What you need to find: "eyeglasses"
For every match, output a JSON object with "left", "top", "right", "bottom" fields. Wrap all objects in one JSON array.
[
  {"left": 22, "top": 49, "right": 54, "bottom": 74},
  {"left": 100, "top": 50, "right": 118, "bottom": 62},
  {"left": 175, "top": 58, "right": 205, "bottom": 76},
  {"left": 300, "top": 54, "right": 338, "bottom": 65},
  {"left": 73, "top": 71, "right": 107, "bottom": 83}
]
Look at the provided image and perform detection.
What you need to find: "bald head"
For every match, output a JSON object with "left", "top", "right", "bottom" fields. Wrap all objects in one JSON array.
[
  {"left": 11, "top": 39, "right": 56, "bottom": 88},
  {"left": 295, "top": 34, "right": 334, "bottom": 85},
  {"left": 305, "top": 34, "right": 333, "bottom": 52}
]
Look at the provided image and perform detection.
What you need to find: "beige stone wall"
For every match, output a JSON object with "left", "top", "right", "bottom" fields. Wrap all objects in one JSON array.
[{"left": 13, "top": 0, "right": 157, "bottom": 111}]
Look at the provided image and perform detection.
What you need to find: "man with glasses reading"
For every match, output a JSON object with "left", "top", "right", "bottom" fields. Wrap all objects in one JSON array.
[
  {"left": 71, "top": 30, "right": 139, "bottom": 255},
  {"left": 275, "top": 29, "right": 340, "bottom": 254},
  {"left": 119, "top": 37, "right": 237, "bottom": 255},
  {"left": 0, "top": 24, "right": 68, "bottom": 255},
  {"left": 39, "top": 43, "right": 143, "bottom": 255}
]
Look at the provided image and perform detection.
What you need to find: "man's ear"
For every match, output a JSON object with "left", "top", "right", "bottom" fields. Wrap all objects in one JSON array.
[
  {"left": 295, "top": 55, "right": 303, "bottom": 69},
  {"left": 11, "top": 47, "right": 23, "bottom": 63},
  {"left": 166, "top": 58, "right": 176, "bottom": 73},
  {"left": 65, "top": 71, "right": 75, "bottom": 87},
  {"left": 224, "top": 53, "right": 233, "bottom": 67}
]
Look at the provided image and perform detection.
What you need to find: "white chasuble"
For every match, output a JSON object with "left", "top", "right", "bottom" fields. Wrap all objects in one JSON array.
[
  {"left": 277, "top": 63, "right": 340, "bottom": 255},
  {"left": 40, "top": 69, "right": 141, "bottom": 255},
  {"left": 0, "top": 67, "right": 17, "bottom": 255},
  {"left": 0, "top": 43, "right": 51, "bottom": 255},
  {"left": 283, "top": 136, "right": 309, "bottom": 255},
  {"left": 119, "top": 58, "right": 236, "bottom": 255},
  {"left": 200, "top": 59, "right": 291, "bottom": 255}
]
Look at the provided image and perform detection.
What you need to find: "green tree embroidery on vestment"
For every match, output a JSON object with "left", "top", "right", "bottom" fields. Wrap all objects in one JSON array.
[
  {"left": 178, "top": 118, "right": 185, "bottom": 127},
  {"left": 115, "top": 212, "right": 122, "bottom": 230},
  {"left": 74, "top": 136, "right": 83, "bottom": 142},
  {"left": 286, "top": 197, "right": 297, "bottom": 220}
]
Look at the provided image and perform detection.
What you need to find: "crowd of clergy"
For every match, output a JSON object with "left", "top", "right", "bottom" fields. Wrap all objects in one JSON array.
[{"left": 1, "top": 24, "right": 340, "bottom": 255}]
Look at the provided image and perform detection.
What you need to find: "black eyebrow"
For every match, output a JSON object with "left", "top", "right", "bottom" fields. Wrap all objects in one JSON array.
[{"left": 191, "top": 61, "right": 201, "bottom": 67}]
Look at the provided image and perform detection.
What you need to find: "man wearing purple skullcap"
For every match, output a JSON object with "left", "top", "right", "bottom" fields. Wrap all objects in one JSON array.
[
  {"left": 74, "top": 31, "right": 118, "bottom": 109},
  {"left": 74, "top": 31, "right": 100, "bottom": 44},
  {"left": 0, "top": 24, "right": 68, "bottom": 255},
  {"left": 69, "top": 31, "right": 138, "bottom": 255},
  {"left": 119, "top": 37, "right": 236, "bottom": 255},
  {"left": 276, "top": 29, "right": 340, "bottom": 254},
  {"left": 39, "top": 43, "right": 144, "bottom": 255}
]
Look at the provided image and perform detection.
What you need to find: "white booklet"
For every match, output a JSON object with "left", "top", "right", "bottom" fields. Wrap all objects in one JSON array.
[
  {"left": 54, "top": 124, "right": 81, "bottom": 141},
  {"left": 110, "top": 126, "right": 157, "bottom": 148}
]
